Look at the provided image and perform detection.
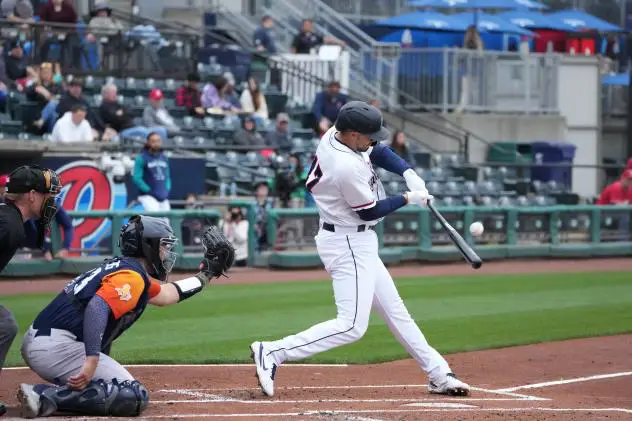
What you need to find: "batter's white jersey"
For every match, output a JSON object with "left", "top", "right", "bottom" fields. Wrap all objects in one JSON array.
[{"left": 306, "top": 127, "right": 386, "bottom": 227}]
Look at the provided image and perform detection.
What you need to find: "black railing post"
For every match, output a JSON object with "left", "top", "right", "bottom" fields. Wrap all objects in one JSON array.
[{"left": 463, "top": 133, "right": 470, "bottom": 164}]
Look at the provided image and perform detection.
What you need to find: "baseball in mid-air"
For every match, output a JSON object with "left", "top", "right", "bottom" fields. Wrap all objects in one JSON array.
[{"left": 469, "top": 222, "right": 484, "bottom": 237}]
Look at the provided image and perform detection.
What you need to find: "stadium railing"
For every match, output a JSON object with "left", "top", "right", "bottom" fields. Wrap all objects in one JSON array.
[
  {"left": 0, "top": 19, "right": 200, "bottom": 79},
  {"left": 1, "top": 205, "right": 631, "bottom": 277}
]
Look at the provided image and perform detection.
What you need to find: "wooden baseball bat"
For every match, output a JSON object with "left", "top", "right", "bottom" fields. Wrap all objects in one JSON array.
[{"left": 427, "top": 201, "right": 483, "bottom": 269}]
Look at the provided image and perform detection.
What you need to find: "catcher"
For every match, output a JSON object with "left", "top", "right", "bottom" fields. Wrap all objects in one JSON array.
[{"left": 17, "top": 215, "right": 234, "bottom": 418}]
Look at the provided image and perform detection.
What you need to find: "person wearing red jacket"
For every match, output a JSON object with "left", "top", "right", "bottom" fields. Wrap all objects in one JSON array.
[{"left": 597, "top": 169, "right": 632, "bottom": 205}]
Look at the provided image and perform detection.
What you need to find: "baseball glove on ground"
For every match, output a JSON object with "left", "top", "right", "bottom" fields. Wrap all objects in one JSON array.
[{"left": 199, "top": 226, "right": 235, "bottom": 280}]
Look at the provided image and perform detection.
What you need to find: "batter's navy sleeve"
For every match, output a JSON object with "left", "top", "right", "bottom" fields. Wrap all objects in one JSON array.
[
  {"left": 132, "top": 155, "right": 151, "bottom": 194},
  {"left": 0, "top": 305, "right": 18, "bottom": 369},
  {"left": 356, "top": 195, "right": 407, "bottom": 221},
  {"left": 83, "top": 295, "right": 111, "bottom": 357},
  {"left": 55, "top": 209, "right": 73, "bottom": 249},
  {"left": 369, "top": 143, "right": 412, "bottom": 177}
]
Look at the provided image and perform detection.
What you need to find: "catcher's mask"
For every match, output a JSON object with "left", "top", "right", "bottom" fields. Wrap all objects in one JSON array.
[{"left": 119, "top": 215, "right": 178, "bottom": 282}]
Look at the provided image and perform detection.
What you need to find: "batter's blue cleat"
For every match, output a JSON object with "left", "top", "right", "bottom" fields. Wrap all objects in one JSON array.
[
  {"left": 250, "top": 341, "right": 276, "bottom": 397},
  {"left": 428, "top": 373, "right": 470, "bottom": 396},
  {"left": 0, "top": 401, "right": 6, "bottom": 416}
]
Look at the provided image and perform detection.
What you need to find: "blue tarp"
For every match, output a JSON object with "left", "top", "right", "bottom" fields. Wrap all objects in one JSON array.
[
  {"left": 375, "top": 11, "right": 469, "bottom": 31},
  {"left": 602, "top": 73, "right": 629, "bottom": 86},
  {"left": 408, "top": 0, "right": 546, "bottom": 10},
  {"left": 497, "top": 10, "right": 578, "bottom": 31},
  {"left": 453, "top": 12, "right": 537, "bottom": 36},
  {"left": 547, "top": 9, "right": 624, "bottom": 32}
]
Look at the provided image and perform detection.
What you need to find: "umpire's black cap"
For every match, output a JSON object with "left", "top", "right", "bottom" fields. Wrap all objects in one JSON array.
[
  {"left": 335, "top": 101, "right": 390, "bottom": 142},
  {"left": 5, "top": 165, "right": 60, "bottom": 195}
]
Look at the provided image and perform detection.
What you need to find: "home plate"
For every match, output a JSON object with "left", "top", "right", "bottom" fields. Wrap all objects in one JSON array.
[{"left": 404, "top": 402, "right": 478, "bottom": 408}]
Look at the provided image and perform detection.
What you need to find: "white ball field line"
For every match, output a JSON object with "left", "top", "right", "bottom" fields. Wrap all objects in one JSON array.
[
  {"left": 3, "top": 363, "right": 349, "bottom": 370},
  {"left": 6, "top": 407, "right": 630, "bottom": 420},
  {"left": 493, "top": 371, "right": 632, "bottom": 392},
  {"left": 152, "top": 397, "right": 530, "bottom": 404},
  {"left": 160, "top": 384, "right": 549, "bottom": 401}
]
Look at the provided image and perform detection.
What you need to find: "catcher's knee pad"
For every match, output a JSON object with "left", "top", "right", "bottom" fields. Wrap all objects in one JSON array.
[{"left": 39, "top": 379, "right": 149, "bottom": 417}]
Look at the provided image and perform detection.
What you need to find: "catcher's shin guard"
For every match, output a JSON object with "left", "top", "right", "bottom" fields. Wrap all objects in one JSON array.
[{"left": 34, "top": 379, "right": 149, "bottom": 417}]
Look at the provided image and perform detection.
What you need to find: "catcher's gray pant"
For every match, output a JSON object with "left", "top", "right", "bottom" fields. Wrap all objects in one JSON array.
[
  {"left": 0, "top": 305, "right": 18, "bottom": 373},
  {"left": 21, "top": 326, "right": 134, "bottom": 385}
]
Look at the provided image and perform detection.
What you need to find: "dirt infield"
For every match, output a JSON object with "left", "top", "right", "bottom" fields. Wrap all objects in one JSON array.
[{"left": 0, "top": 257, "right": 631, "bottom": 419}]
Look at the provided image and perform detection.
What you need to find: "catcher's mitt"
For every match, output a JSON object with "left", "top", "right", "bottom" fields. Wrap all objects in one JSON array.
[{"left": 199, "top": 226, "right": 235, "bottom": 279}]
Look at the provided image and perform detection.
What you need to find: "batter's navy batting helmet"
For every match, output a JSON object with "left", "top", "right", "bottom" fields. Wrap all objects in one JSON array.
[{"left": 334, "top": 101, "right": 390, "bottom": 144}]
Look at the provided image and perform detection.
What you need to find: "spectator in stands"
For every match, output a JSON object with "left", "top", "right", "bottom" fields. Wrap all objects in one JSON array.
[
  {"left": 133, "top": 131, "right": 172, "bottom": 212},
  {"left": 233, "top": 115, "right": 265, "bottom": 147},
  {"left": 253, "top": 181, "right": 273, "bottom": 251},
  {"left": 596, "top": 169, "right": 632, "bottom": 205},
  {"left": 290, "top": 18, "right": 345, "bottom": 54},
  {"left": 100, "top": 84, "right": 167, "bottom": 141},
  {"left": 390, "top": 130, "right": 414, "bottom": 164},
  {"left": 23, "top": 206, "right": 73, "bottom": 260},
  {"left": 253, "top": 15, "right": 277, "bottom": 54},
  {"left": 86, "top": 2, "right": 124, "bottom": 64},
  {"left": 87, "top": 2, "right": 122, "bottom": 36},
  {"left": 56, "top": 78, "right": 106, "bottom": 138},
  {"left": 50, "top": 103, "right": 93, "bottom": 143},
  {"left": 220, "top": 206, "right": 248, "bottom": 267},
  {"left": 201, "top": 75, "right": 240, "bottom": 113},
  {"left": 223, "top": 71, "right": 241, "bottom": 109},
  {"left": 240, "top": 77, "right": 268, "bottom": 120},
  {"left": 176, "top": 72, "right": 205, "bottom": 118},
  {"left": 253, "top": 15, "right": 281, "bottom": 90},
  {"left": 38, "top": 0, "right": 81, "bottom": 68},
  {"left": 4, "top": 38, "right": 33, "bottom": 86},
  {"left": 265, "top": 112, "right": 292, "bottom": 154},
  {"left": 312, "top": 80, "right": 347, "bottom": 135},
  {"left": 26, "top": 62, "right": 62, "bottom": 134},
  {"left": 142, "top": 88, "right": 180, "bottom": 136},
  {"left": 456, "top": 25, "right": 484, "bottom": 114},
  {"left": 1, "top": 0, "right": 34, "bottom": 22}
]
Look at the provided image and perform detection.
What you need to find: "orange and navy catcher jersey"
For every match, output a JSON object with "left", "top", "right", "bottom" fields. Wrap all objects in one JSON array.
[{"left": 32, "top": 257, "right": 162, "bottom": 352}]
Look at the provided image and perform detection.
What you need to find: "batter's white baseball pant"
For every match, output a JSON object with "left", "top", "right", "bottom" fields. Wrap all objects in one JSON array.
[
  {"left": 137, "top": 195, "right": 171, "bottom": 212},
  {"left": 265, "top": 228, "right": 451, "bottom": 380},
  {"left": 21, "top": 326, "right": 134, "bottom": 385}
]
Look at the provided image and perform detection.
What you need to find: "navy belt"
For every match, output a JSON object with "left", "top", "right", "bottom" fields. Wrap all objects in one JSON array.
[
  {"left": 33, "top": 326, "right": 51, "bottom": 337},
  {"left": 322, "top": 223, "right": 374, "bottom": 233}
]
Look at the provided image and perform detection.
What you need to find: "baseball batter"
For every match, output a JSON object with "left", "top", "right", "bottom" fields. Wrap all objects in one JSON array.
[
  {"left": 251, "top": 101, "right": 470, "bottom": 397},
  {"left": 16, "top": 216, "right": 234, "bottom": 418}
]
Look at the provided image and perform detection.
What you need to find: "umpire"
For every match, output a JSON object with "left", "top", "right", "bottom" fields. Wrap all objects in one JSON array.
[{"left": 0, "top": 165, "right": 61, "bottom": 416}]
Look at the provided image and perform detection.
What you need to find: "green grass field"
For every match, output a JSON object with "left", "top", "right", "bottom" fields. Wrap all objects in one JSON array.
[{"left": 2, "top": 271, "right": 632, "bottom": 366}]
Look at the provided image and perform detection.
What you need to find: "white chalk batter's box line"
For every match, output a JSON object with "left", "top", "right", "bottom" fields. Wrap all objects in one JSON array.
[
  {"left": 159, "top": 384, "right": 550, "bottom": 402},
  {"left": 6, "top": 407, "right": 632, "bottom": 420}
]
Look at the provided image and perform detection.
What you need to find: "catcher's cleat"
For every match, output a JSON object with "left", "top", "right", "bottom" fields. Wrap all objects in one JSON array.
[
  {"left": 17, "top": 384, "right": 40, "bottom": 418},
  {"left": 250, "top": 342, "right": 276, "bottom": 397},
  {"left": 428, "top": 373, "right": 470, "bottom": 396}
]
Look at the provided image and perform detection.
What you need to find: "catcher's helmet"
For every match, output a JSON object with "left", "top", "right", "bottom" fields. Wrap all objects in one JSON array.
[
  {"left": 119, "top": 215, "right": 178, "bottom": 282},
  {"left": 334, "top": 101, "right": 390, "bottom": 144}
]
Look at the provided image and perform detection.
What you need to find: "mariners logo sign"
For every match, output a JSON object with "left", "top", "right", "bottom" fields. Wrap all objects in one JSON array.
[{"left": 56, "top": 160, "right": 127, "bottom": 254}]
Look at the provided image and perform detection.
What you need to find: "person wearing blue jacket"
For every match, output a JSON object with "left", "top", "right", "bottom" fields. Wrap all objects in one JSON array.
[
  {"left": 133, "top": 131, "right": 172, "bottom": 211},
  {"left": 312, "top": 81, "right": 348, "bottom": 135},
  {"left": 24, "top": 207, "right": 74, "bottom": 260}
]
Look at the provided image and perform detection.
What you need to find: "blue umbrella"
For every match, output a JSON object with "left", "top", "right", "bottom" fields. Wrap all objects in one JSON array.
[
  {"left": 374, "top": 11, "right": 469, "bottom": 31},
  {"left": 498, "top": 10, "right": 578, "bottom": 32},
  {"left": 546, "top": 9, "right": 624, "bottom": 32},
  {"left": 408, "top": 0, "right": 547, "bottom": 10},
  {"left": 453, "top": 12, "right": 537, "bottom": 36}
]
